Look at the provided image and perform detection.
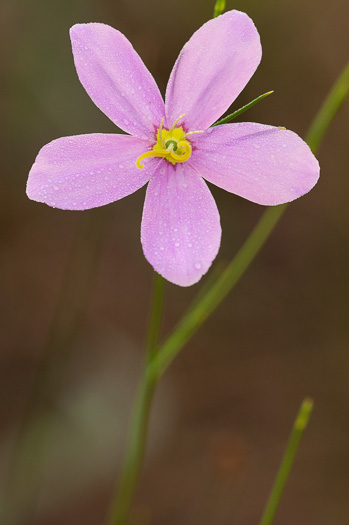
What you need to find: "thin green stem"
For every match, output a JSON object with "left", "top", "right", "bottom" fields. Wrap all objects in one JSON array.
[
  {"left": 106, "top": 274, "right": 164, "bottom": 525},
  {"left": 145, "top": 273, "right": 165, "bottom": 361},
  {"left": 213, "top": 91, "right": 274, "bottom": 127},
  {"left": 150, "top": 59, "right": 349, "bottom": 378},
  {"left": 306, "top": 62, "right": 349, "bottom": 153},
  {"left": 259, "top": 399, "right": 313, "bottom": 525},
  {"left": 106, "top": 367, "right": 158, "bottom": 525}
]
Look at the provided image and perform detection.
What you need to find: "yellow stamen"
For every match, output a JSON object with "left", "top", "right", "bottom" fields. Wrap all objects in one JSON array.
[
  {"left": 136, "top": 149, "right": 170, "bottom": 169},
  {"left": 184, "top": 130, "right": 204, "bottom": 137},
  {"left": 158, "top": 117, "right": 165, "bottom": 146},
  {"left": 169, "top": 113, "right": 186, "bottom": 133}
]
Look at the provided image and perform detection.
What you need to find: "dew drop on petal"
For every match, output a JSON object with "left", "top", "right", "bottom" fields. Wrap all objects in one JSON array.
[{"left": 194, "top": 262, "right": 201, "bottom": 270}]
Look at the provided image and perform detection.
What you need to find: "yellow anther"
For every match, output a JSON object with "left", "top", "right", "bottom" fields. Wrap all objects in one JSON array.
[{"left": 136, "top": 149, "right": 170, "bottom": 169}]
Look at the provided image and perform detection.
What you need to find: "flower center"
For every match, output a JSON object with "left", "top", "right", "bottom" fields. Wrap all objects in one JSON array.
[{"left": 136, "top": 115, "right": 202, "bottom": 169}]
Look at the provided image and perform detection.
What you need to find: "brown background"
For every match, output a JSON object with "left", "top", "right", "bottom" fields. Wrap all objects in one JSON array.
[{"left": 1, "top": 0, "right": 349, "bottom": 524}]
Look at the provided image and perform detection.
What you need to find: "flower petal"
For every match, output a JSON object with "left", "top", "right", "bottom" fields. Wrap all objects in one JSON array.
[
  {"left": 27, "top": 134, "right": 156, "bottom": 210},
  {"left": 70, "top": 23, "right": 165, "bottom": 140},
  {"left": 141, "top": 162, "right": 221, "bottom": 286},
  {"left": 190, "top": 123, "right": 320, "bottom": 205},
  {"left": 165, "top": 10, "right": 261, "bottom": 131}
]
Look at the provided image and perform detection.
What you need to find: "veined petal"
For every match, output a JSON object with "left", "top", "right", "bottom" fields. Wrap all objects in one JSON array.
[
  {"left": 190, "top": 123, "right": 320, "bottom": 205},
  {"left": 141, "top": 162, "right": 221, "bottom": 286},
  {"left": 70, "top": 23, "right": 165, "bottom": 140},
  {"left": 165, "top": 10, "right": 261, "bottom": 131},
  {"left": 27, "top": 134, "right": 156, "bottom": 210}
]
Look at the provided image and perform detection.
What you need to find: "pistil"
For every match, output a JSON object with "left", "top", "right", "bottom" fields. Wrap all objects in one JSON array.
[{"left": 136, "top": 115, "right": 195, "bottom": 169}]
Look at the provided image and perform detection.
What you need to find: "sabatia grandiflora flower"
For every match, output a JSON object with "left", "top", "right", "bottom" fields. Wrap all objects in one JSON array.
[{"left": 27, "top": 11, "right": 319, "bottom": 286}]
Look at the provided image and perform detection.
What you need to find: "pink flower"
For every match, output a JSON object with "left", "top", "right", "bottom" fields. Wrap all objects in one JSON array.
[{"left": 27, "top": 11, "right": 319, "bottom": 286}]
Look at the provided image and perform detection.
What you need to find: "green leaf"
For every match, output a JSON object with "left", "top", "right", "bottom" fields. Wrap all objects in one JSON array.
[{"left": 213, "top": 91, "right": 274, "bottom": 126}]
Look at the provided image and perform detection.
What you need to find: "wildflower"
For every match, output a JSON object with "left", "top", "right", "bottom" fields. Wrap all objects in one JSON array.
[{"left": 27, "top": 11, "right": 319, "bottom": 286}]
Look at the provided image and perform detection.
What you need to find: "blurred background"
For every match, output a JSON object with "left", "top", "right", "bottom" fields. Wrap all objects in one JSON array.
[{"left": 1, "top": 0, "right": 348, "bottom": 524}]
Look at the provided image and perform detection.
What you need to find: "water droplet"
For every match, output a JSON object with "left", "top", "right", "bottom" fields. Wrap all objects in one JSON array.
[
  {"left": 160, "top": 246, "right": 165, "bottom": 251},
  {"left": 174, "top": 242, "right": 180, "bottom": 247},
  {"left": 194, "top": 262, "right": 201, "bottom": 270},
  {"left": 53, "top": 185, "right": 59, "bottom": 190}
]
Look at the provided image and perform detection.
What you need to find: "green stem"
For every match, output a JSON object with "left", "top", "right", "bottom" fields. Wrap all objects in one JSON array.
[
  {"left": 145, "top": 273, "right": 165, "bottom": 361},
  {"left": 106, "top": 367, "right": 158, "bottom": 525},
  {"left": 306, "top": 62, "right": 349, "bottom": 153},
  {"left": 106, "top": 274, "right": 164, "bottom": 525},
  {"left": 259, "top": 399, "right": 313, "bottom": 525}
]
